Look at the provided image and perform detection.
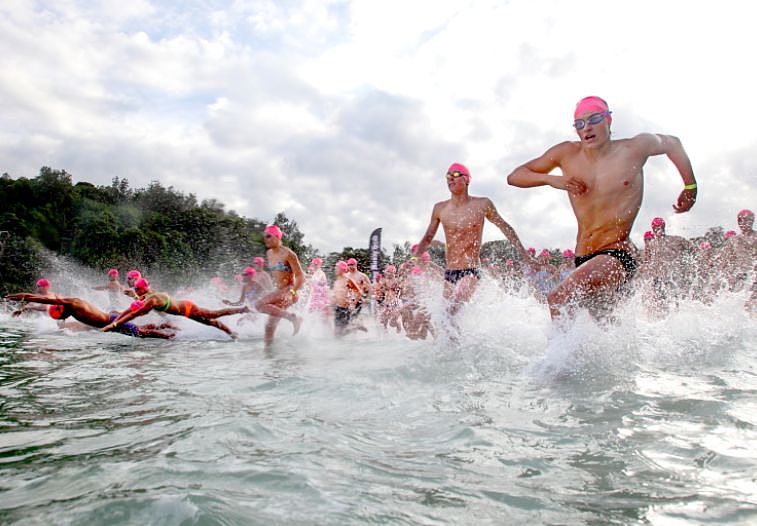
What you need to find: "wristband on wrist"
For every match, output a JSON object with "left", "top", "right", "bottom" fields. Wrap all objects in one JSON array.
[
  {"left": 290, "top": 288, "right": 297, "bottom": 297},
  {"left": 684, "top": 183, "right": 697, "bottom": 190}
]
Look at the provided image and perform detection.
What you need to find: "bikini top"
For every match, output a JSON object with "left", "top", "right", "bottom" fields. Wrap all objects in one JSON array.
[
  {"left": 269, "top": 261, "right": 292, "bottom": 272},
  {"left": 146, "top": 293, "right": 172, "bottom": 311}
]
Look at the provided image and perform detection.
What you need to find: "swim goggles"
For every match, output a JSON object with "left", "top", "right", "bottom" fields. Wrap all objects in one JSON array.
[
  {"left": 445, "top": 170, "right": 467, "bottom": 180},
  {"left": 573, "top": 111, "right": 611, "bottom": 130}
]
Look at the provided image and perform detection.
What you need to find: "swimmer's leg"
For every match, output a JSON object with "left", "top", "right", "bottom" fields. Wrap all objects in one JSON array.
[{"left": 548, "top": 255, "right": 625, "bottom": 320}]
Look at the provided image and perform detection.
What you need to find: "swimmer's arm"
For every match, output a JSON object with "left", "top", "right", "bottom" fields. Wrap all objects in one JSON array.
[
  {"left": 223, "top": 287, "right": 246, "bottom": 306},
  {"left": 634, "top": 133, "right": 697, "bottom": 213},
  {"left": 415, "top": 203, "right": 442, "bottom": 258},
  {"left": 5, "top": 293, "right": 64, "bottom": 305},
  {"left": 288, "top": 250, "right": 306, "bottom": 294},
  {"left": 485, "top": 200, "right": 533, "bottom": 261},
  {"left": 507, "top": 142, "right": 586, "bottom": 193},
  {"left": 102, "top": 302, "right": 152, "bottom": 332}
]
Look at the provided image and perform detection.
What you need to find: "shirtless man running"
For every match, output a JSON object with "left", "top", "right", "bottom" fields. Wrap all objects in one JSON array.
[
  {"left": 507, "top": 96, "right": 697, "bottom": 319},
  {"left": 415, "top": 163, "right": 532, "bottom": 316}
]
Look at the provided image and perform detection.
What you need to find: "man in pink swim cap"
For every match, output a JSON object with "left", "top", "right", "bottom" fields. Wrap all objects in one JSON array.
[
  {"left": 718, "top": 209, "right": 756, "bottom": 293},
  {"left": 508, "top": 96, "right": 697, "bottom": 320},
  {"left": 414, "top": 162, "right": 533, "bottom": 318},
  {"left": 92, "top": 268, "right": 126, "bottom": 310},
  {"left": 10, "top": 278, "right": 56, "bottom": 317}
]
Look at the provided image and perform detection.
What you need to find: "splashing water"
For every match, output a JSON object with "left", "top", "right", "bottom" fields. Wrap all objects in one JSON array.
[{"left": 1, "top": 266, "right": 755, "bottom": 524}]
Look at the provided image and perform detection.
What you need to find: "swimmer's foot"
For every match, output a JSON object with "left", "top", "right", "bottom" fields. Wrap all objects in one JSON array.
[
  {"left": 240, "top": 305, "right": 251, "bottom": 314},
  {"left": 230, "top": 331, "right": 239, "bottom": 340},
  {"left": 292, "top": 315, "right": 303, "bottom": 336}
]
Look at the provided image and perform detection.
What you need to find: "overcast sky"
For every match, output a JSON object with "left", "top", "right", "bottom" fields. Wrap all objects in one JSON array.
[{"left": 1, "top": 0, "right": 755, "bottom": 254}]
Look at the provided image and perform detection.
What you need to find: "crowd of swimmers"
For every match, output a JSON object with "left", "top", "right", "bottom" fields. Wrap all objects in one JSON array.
[{"left": 3, "top": 96, "right": 756, "bottom": 344}]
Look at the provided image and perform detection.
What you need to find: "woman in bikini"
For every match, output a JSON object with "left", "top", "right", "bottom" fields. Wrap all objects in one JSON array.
[
  {"left": 255, "top": 225, "right": 305, "bottom": 345},
  {"left": 102, "top": 278, "right": 248, "bottom": 339}
]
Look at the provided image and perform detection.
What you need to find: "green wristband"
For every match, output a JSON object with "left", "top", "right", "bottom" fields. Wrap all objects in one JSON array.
[{"left": 684, "top": 183, "right": 697, "bottom": 190}]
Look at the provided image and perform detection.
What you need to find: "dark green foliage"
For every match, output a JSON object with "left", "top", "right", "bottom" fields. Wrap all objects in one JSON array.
[{"left": 0, "top": 167, "right": 312, "bottom": 292}]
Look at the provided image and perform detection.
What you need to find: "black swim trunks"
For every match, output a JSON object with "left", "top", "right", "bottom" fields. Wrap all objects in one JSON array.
[
  {"left": 444, "top": 268, "right": 481, "bottom": 284},
  {"left": 334, "top": 306, "right": 352, "bottom": 328},
  {"left": 574, "top": 249, "right": 637, "bottom": 278}
]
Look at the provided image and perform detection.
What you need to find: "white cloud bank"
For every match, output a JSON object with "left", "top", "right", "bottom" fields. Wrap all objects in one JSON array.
[{"left": 1, "top": 0, "right": 754, "bottom": 253}]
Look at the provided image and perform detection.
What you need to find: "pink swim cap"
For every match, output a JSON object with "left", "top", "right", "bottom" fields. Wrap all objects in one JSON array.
[
  {"left": 36, "top": 278, "right": 50, "bottom": 289},
  {"left": 539, "top": 249, "right": 550, "bottom": 258},
  {"left": 562, "top": 249, "right": 574, "bottom": 258},
  {"left": 264, "top": 225, "right": 283, "bottom": 240},
  {"left": 254, "top": 257, "right": 265, "bottom": 268},
  {"left": 108, "top": 268, "right": 119, "bottom": 277},
  {"left": 48, "top": 304, "right": 65, "bottom": 319},
  {"left": 724, "top": 230, "right": 737, "bottom": 239},
  {"left": 311, "top": 257, "right": 323, "bottom": 266},
  {"left": 134, "top": 278, "right": 149, "bottom": 291},
  {"left": 527, "top": 247, "right": 536, "bottom": 256},
  {"left": 243, "top": 266, "right": 256, "bottom": 276},
  {"left": 410, "top": 244, "right": 419, "bottom": 254},
  {"left": 130, "top": 300, "right": 145, "bottom": 312},
  {"left": 411, "top": 266, "right": 423, "bottom": 275},
  {"left": 574, "top": 96, "right": 612, "bottom": 125},
  {"left": 346, "top": 258, "right": 357, "bottom": 266},
  {"left": 699, "top": 241, "right": 711, "bottom": 250},
  {"left": 447, "top": 163, "right": 470, "bottom": 184},
  {"left": 127, "top": 270, "right": 141, "bottom": 280},
  {"left": 651, "top": 217, "right": 665, "bottom": 228},
  {"left": 738, "top": 209, "right": 754, "bottom": 218},
  {"left": 643, "top": 230, "right": 655, "bottom": 241},
  {"left": 335, "top": 261, "right": 349, "bottom": 273}
]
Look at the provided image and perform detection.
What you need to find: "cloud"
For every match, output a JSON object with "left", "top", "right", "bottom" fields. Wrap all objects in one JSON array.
[{"left": 0, "top": 0, "right": 755, "bottom": 257}]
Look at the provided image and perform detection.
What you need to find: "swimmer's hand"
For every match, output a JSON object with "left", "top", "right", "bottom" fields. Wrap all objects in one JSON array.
[
  {"left": 673, "top": 187, "right": 696, "bottom": 213},
  {"left": 101, "top": 323, "right": 115, "bottom": 332},
  {"left": 11, "top": 308, "right": 25, "bottom": 317},
  {"left": 552, "top": 175, "right": 587, "bottom": 196}
]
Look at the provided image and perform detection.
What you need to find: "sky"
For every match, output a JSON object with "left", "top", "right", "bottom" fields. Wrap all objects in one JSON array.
[{"left": 1, "top": 0, "right": 755, "bottom": 255}]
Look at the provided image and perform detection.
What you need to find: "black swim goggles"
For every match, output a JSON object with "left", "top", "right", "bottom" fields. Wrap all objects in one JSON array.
[{"left": 573, "top": 111, "right": 611, "bottom": 130}]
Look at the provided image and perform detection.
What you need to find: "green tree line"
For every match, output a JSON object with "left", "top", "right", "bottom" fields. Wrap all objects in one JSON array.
[{"left": 0, "top": 167, "right": 315, "bottom": 294}]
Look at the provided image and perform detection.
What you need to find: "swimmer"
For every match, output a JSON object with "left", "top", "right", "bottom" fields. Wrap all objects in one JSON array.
[
  {"left": 252, "top": 256, "right": 275, "bottom": 292},
  {"left": 123, "top": 270, "right": 142, "bottom": 298},
  {"left": 255, "top": 225, "right": 305, "bottom": 345},
  {"left": 306, "top": 257, "right": 330, "bottom": 317},
  {"left": 719, "top": 209, "right": 756, "bottom": 292},
  {"left": 92, "top": 268, "right": 126, "bottom": 310},
  {"left": 644, "top": 217, "right": 695, "bottom": 310},
  {"left": 331, "top": 260, "right": 365, "bottom": 336},
  {"left": 415, "top": 162, "right": 533, "bottom": 317},
  {"left": 5, "top": 292, "right": 175, "bottom": 339},
  {"left": 557, "top": 249, "right": 575, "bottom": 282},
  {"left": 11, "top": 278, "right": 56, "bottom": 317},
  {"left": 223, "top": 266, "right": 263, "bottom": 324},
  {"left": 507, "top": 96, "right": 697, "bottom": 320},
  {"left": 103, "top": 278, "right": 247, "bottom": 339}
]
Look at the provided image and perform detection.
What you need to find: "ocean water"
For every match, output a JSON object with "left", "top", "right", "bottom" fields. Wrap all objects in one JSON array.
[{"left": 0, "top": 285, "right": 756, "bottom": 525}]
